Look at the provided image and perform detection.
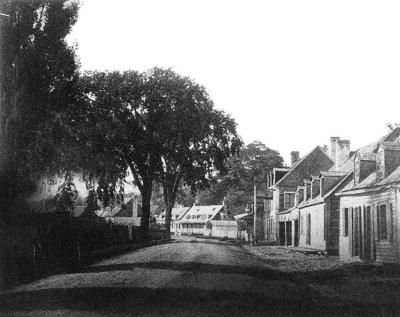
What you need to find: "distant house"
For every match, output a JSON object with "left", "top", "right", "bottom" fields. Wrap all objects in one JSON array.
[
  {"left": 265, "top": 147, "right": 334, "bottom": 245},
  {"left": 156, "top": 206, "right": 191, "bottom": 233},
  {"left": 178, "top": 204, "right": 232, "bottom": 235},
  {"left": 101, "top": 196, "right": 142, "bottom": 227},
  {"left": 336, "top": 128, "right": 400, "bottom": 263}
]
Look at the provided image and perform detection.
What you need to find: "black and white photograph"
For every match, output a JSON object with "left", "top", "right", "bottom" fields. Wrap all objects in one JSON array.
[{"left": 1, "top": 0, "right": 400, "bottom": 316}]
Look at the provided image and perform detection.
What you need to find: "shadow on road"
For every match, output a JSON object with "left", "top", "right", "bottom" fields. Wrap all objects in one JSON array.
[
  {"left": 82, "top": 261, "right": 299, "bottom": 282},
  {"left": 0, "top": 286, "right": 397, "bottom": 316}
]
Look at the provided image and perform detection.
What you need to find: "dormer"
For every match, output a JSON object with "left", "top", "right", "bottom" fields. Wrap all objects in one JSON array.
[
  {"left": 376, "top": 142, "right": 400, "bottom": 181},
  {"left": 310, "top": 176, "right": 320, "bottom": 199},
  {"left": 303, "top": 179, "right": 311, "bottom": 201},
  {"left": 296, "top": 186, "right": 305, "bottom": 205},
  {"left": 354, "top": 152, "right": 376, "bottom": 185},
  {"left": 319, "top": 171, "right": 347, "bottom": 196}
]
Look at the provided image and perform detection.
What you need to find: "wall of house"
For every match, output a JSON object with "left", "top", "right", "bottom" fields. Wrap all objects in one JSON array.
[
  {"left": 339, "top": 189, "right": 399, "bottom": 263},
  {"left": 211, "top": 220, "right": 238, "bottom": 239},
  {"left": 298, "top": 203, "right": 326, "bottom": 251},
  {"left": 179, "top": 222, "right": 206, "bottom": 235}
]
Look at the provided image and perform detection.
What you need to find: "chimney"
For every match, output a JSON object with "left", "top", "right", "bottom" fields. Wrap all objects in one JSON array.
[
  {"left": 330, "top": 137, "right": 351, "bottom": 170},
  {"left": 336, "top": 140, "right": 350, "bottom": 169},
  {"left": 290, "top": 151, "right": 300, "bottom": 166},
  {"left": 330, "top": 137, "right": 340, "bottom": 162}
]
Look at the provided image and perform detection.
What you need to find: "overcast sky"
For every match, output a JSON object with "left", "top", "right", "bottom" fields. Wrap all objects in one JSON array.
[{"left": 68, "top": 0, "right": 400, "bottom": 164}]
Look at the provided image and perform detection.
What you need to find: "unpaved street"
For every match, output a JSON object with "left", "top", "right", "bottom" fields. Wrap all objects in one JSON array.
[{"left": 2, "top": 237, "right": 400, "bottom": 316}]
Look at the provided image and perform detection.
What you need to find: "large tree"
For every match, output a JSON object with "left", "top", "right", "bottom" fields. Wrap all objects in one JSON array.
[
  {"left": 0, "top": 0, "right": 80, "bottom": 219},
  {"left": 74, "top": 68, "right": 241, "bottom": 236},
  {"left": 151, "top": 69, "right": 241, "bottom": 236}
]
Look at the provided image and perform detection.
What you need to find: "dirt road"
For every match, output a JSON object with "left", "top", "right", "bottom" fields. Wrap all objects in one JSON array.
[{"left": 1, "top": 237, "right": 399, "bottom": 316}]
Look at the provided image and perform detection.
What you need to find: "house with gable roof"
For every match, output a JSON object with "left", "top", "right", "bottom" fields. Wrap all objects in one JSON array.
[
  {"left": 178, "top": 204, "right": 233, "bottom": 235},
  {"left": 336, "top": 127, "right": 400, "bottom": 263},
  {"left": 265, "top": 147, "right": 334, "bottom": 244},
  {"left": 156, "top": 206, "right": 191, "bottom": 233},
  {"left": 102, "top": 196, "right": 142, "bottom": 227},
  {"left": 296, "top": 137, "right": 354, "bottom": 254}
]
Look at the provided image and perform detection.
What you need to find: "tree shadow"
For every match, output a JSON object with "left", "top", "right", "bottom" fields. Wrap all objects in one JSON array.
[
  {"left": 81, "top": 261, "right": 299, "bottom": 283},
  {"left": 0, "top": 286, "right": 396, "bottom": 316}
]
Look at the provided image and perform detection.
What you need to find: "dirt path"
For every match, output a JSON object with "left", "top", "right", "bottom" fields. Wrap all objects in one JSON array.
[{"left": 1, "top": 237, "right": 400, "bottom": 316}]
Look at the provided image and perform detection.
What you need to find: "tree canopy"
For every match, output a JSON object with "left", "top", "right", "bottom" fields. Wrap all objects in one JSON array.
[
  {"left": 177, "top": 141, "right": 284, "bottom": 215},
  {"left": 72, "top": 68, "right": 241, "bottom": 235},
  {"left": 0, "top": 0, "right": 80, "bottom": 219}
]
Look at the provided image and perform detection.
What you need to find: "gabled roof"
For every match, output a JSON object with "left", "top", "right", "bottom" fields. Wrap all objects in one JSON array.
[
  {"left": 332, "top": 128, "right": 400, "bottom": 173},
  {"left": 180, "top": 205, "right": 224, "bottom": 223},
  {"left": 157, "top": 206, "right": 191, "bottom": 221},
  {"left": 103, "top": 197, "right": 141, "bottom": 218},
  {"left": 272, "top": 146, "right": 333, "bottom": 188}
]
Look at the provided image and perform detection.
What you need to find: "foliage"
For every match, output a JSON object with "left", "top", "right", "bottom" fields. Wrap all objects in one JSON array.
[
  {"left": 178, "top": 141, "right": 283, "bottom": 215},
  {"left": 0, "top": 0, "right": 80, "bottom": 219},
  {"left": 150, "top": 68, "right": 241, "bottom": 235}
]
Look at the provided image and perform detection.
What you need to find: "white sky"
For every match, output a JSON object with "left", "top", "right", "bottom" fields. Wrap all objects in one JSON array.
[{"left": 68, "top": 0, "right": 400, "bottom": 165}]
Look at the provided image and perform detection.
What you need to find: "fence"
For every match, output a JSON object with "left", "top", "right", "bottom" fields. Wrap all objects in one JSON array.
[{"left": 1, "top": 212, "right": 167, "bottom": 289}]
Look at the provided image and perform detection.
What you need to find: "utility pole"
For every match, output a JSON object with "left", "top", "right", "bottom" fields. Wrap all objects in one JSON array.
[{"left": 253, "top": 178, "right": 257, "bottom": 244}]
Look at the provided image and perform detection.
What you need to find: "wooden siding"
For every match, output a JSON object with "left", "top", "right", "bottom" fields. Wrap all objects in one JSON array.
[{"left": 339, "top": 188, "right": 399, "bottom": 263}]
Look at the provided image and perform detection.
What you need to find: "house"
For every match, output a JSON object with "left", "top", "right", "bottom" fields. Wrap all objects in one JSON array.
[
  {"left": 336, "top": 128, "right": 400, "bottom": 263},
  {"left": 178, "top": 204, "right": 232, "bottom": 235},
  {"left": 296, "top": 138, "right": 353, "bottom": 254},
  {"left": 265, "top": 148, "right": 334, "bottom": 244},
  {"left": 101, "top": 196, "right": 142, "bottom": 227},
  {"left": 156, "top": 206, "right": 191, "bottom": 233}
]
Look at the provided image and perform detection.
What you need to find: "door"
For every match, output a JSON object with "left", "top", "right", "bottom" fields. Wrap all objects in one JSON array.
[
  {"left": 294, "top": 220, "right": 299, "bottom": 247},
  {"left": 286, "top": 221, "right": 292, "bottom": 246},
  {"left": 279, "top": 222, "right": 285, "bottom": 246}
]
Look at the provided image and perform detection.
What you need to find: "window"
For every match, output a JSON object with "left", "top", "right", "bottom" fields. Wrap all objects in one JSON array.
[
  {"left": 284, "top": 192, "right": 295, "bottom": 209},
  {"left": 390, "top": 203, "right": 394, "bottom": 242},
  {"left": 300, "top": 215, "right": 304, "bottom": 235},
  {"left": 377, "top": 204, "right": 388, "bottom": 240},
  {"left": 344, "top": 208, "right": 349, "bottom": 237},
  {"left": 306, "top": 214, "right": 311, "bottom": 245}
]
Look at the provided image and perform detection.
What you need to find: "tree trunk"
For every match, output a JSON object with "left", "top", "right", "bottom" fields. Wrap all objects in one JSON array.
[
  {"left": 164, "top": 202, "right": 173, "bottom": 239},
  {"left": 140, "top": 181, "right": 152, "bottom": 241}
]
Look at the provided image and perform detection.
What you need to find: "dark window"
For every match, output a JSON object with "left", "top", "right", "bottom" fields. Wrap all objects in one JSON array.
[
  {"left": 284, "top": 192, "right": 295, "bottom": 209},
  {"left": 390, "top": 203, "right": 394, "bottom": 242},
  {"left": 377, "top": 204, "right": 388, "bottom": 240},
  {"left": 344, "top": 208, "right": 349, "bottom": 237},
  {"left": 306, "top": 214, "right": 311, "bottom": 245}
]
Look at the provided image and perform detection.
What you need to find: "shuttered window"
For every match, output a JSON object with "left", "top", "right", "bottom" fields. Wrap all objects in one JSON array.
[
  {"left": 344, "top": 208, "right": 349, "bottom": 237},
  {"left": 377, "top": 204, "right": 388, "bottom": 241}
]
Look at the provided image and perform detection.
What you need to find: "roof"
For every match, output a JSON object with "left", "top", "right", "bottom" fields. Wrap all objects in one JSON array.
[
  {"left": 180, "top": 205, "right": 225, "bottom": 223},
  {"left": 272, "top": 146, "right": 333, "bottom": 188},
  {"left": 335, "top": 128, "right": 400, "bottom": 195},
  {"left": 320, "top": 171, "right": 347, "bottom": 177},
  {"left": 331, "top": 128, "right": 400, "bottom": 174},
  {"left": 103, "top": 197, "right": 141, "bottom": 218},
  {"left": 234, "top": 213, "right": 253, "bottom": 220},
  {"left": 157, "top": 206, "right": 191, "bottom": 221}
]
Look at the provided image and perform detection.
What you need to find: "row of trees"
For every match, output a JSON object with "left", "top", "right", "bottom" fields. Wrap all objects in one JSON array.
[{"left": 0, "top": 0, "right": 242, "bottom": 238}]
